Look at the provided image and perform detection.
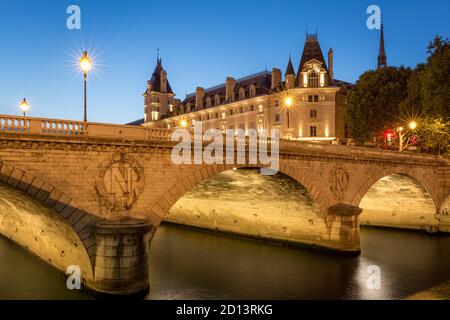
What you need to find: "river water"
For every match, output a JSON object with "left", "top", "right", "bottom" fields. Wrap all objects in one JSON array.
[{"left": 0, "top": 225, "right": 449, "bottom": 300}]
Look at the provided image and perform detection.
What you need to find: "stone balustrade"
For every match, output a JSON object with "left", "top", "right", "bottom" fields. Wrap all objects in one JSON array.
[{"left": 0, "top": 114, "right": 445, "bottom": 164}]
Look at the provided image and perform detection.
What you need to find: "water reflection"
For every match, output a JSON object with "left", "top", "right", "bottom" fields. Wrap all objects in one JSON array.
[
  {"left": 0, "top": 226, "right": 449, "bottom": 300},
  {"left": 147, "top": 226, "right": 450, "bottom": 300}
]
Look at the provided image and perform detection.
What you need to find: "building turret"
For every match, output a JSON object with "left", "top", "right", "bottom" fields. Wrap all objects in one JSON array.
[
  {"left": 285, "top": 55, "right": 296, "bottom": 89},
  {"left": 143, "top": 57, "right": 175, "bottom": 122}
]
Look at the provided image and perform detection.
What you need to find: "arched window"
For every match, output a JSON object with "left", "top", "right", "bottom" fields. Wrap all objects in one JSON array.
[{"left": 308, "top": 72, "right": 319, "bottom": 87}]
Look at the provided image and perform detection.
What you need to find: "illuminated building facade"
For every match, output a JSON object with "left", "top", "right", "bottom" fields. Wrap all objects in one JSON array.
[{"left": 131, "top": 34, "right": 353, "bottom": 141}]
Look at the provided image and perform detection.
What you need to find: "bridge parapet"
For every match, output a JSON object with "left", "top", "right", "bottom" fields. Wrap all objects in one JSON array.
[{"left": 1, "top": 114, "right": 447, "bottom": 165}]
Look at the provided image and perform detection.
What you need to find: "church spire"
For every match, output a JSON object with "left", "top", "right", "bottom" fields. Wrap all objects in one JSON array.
[{"left": 377, "top": 23, "right": 387, "bottom": 68}]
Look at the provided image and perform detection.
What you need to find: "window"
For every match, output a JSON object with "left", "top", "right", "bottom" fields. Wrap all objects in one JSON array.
[
  {"left": 216, "top": 112, "right": 219, "bottom": 119},
  {"left": 275, "top": 100, "right": 280, "bottom": 107},
  {"left": 275, "top": 114, "right": 281, "bottom": 122},
  {"left": 229, "top": 109, "right": 234, "bottom": 116},
  {"left": 240, "top": 107, "right": 244, "bottom": 113},
  {"left": 308, "top": 73, "right": 319, "bottom": 87},
  {"left": 250, "top": 105, "right": 255, "bottom": 112},
  {"left": 310, "top": 126, "right": 317, "bottom": 137},
  {"left": 239, "top": 88, "right": 245, "bottom": 100},
  {"left": 310, "top": 110, "right": 317, "bottom": 118},
  {"left": 250, "top": 85, "right": 256, "bottom": 97},
  {"left": 308, "top": 95, "right": 319, "bottom": 103}
]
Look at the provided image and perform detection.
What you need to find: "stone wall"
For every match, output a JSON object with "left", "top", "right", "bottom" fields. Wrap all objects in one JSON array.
[
  {"left": 166, "top": 169, "right": 331, "bottom": 249},
  {"left": 359, "top": 174, "right": 438, "bottom": 232},
  {"left": 0, "top": 183, "right": 94, "bottom": 285}
]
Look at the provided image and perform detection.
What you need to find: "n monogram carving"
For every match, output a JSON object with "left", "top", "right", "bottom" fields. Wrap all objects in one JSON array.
[
  {"left": 330, "top": 166, "right": 349, "bottom": 201},
  {"left": 95, "top": 153, "right": 145, "bottom": 213}
]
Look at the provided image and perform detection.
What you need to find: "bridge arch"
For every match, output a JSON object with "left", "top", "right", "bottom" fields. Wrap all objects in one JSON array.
[
  {"left": 352, "top": 166, "right": 439, "bottom": 232},
  {"left": 352, "top": 166, "right": 438, "bottom": 211},
  {"left": 0, "top": 161, "right": 98, "bottom": 283},
  {"left": 150, "top": 161, "right": 328, "bottom": 223}
]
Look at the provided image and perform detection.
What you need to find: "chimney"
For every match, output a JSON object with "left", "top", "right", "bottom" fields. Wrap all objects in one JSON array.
[
  {"left": 271, "top": 68, "right": 281, "bottom": 90},
  {"left": 328, "top": 48, "right": 334, "bottom": 84},
  {"left": 226, "top": 77, "right": 236, "bottom": 102},
  {"left": 196, "top": 87, "right": 205, "bottom": 109}
]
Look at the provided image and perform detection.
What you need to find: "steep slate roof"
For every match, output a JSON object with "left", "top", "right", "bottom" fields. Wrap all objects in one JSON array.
[
  {"left": 295, "top": 34, "right": 332, "bottom": 86},
  {"left": 182, "top": 71, "right": 272, "bottom": 106},
  {"left": 127, "top": 118, "right": 145, "bottom": 126},
  {"left": 144, "top": 58, "right": 174, "bottom": 95},
  {"left": 285, "top": 55, "right": 295, "bottom": 76}
]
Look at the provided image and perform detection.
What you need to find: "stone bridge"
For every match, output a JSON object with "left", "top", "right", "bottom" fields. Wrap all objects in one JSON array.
[{"left": 0, "top": 115, "right": 449, "bottom": 296}]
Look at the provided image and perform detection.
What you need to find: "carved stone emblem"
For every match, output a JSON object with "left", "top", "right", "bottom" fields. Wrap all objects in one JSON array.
[
  {"left": 95, "top": 153, "right": 145, "bottom": 213},
  {"left": 329, "top": 166, "right": 349, "bottom": 201}
]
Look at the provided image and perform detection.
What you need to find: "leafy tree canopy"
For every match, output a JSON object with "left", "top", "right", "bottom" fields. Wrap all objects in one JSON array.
[{"left": 345, "top": 67, "right": 412, "bottom": 141}]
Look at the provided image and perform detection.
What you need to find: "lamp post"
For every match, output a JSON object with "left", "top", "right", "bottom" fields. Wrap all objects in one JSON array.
[
  {"left": 397, "top": 126, "right": 404, "bottom": 152},
  {"left": 79, "top": 51, "right": 92, "bottom": 127},
  {"left": 284, "top": 97, "right": 293, "bottom": 129},
  {"left": 397, "top": 121, "right": 418, "bottom": 152},
  {"left": 19, "top": 98, "right": 29, "bottom": 117}
]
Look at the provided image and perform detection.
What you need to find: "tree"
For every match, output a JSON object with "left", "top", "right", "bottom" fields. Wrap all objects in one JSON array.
[
  {"left": 401, "top": 36, "right": 450, "bottom": 118},
  {"left": 414, "top": 117, "right": 450, "bottom": 155},
  {"left": 345, "top": 67, "right": 412, "bottom": 142}
]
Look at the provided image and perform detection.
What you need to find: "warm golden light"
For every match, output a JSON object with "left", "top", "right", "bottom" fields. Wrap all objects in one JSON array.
[
  {"left": 284, "top": 97, "right": 293, "bottom": 108},
  {"left": 398, "top": 126, "right": 404, "bottom": 132},
  {"left": 80, "top": 51, "right": 92, "bottom": 74},
  {"left": 180, "top": 119, "right": 188, "bottom": 128},
  {"left": 409, "top": 121, "right": 417, "bottom": 130},
  {"left": 19, "top": 98, "right": 29, "bottom": 114}
]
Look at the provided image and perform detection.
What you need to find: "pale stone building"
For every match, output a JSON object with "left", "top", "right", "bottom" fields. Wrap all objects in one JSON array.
[{"left": 130, "top": 34, "right": 352, "bottom": 141}]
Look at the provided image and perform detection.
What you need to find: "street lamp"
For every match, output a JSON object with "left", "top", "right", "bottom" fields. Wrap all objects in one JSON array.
[
  {"left": 180, "top": 119, "right": 188, "bottom": 128},
  {"left": 19, "top": 98, "right": 29, "bottom": 117},
  {"left": 409, "top": 121, "right": 417, "bottom": 130},
  {"left": 284, "top": 97, "right": 293, "bottom": 128},
  {"left": 79, "top": 51, "right": 92, "bottom": 125}
]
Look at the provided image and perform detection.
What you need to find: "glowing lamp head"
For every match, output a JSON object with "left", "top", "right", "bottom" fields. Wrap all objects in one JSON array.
[
  {"left": 409, "top": 121, "right": 417, "bottom": 130},
  {"left": 19, "top": 98, "right": 29, "bottom": 113},
  {"left": 284, "top": 97, "right": 293, "bottom": 108},
  {"left": 180, "top": 119, "right": 188, "bottom": 128},
  {"left": 398, "top": 126, "right": 404, "bottom": 132},
  {"left": 80, "top": 51, "right": 92, "bottom": 74}
]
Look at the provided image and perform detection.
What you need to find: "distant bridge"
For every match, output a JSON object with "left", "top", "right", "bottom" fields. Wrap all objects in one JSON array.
[{"left": 0, "top": 114, "right": 449, "bottom": 296}]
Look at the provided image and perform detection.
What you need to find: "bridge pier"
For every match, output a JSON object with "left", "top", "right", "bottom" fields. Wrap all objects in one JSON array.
[
  {"left": 92, "top": 218, "right": 153, "bottom": 297},
  {"left": 325, "top": 204, "right": 362, "bottom": 255}
]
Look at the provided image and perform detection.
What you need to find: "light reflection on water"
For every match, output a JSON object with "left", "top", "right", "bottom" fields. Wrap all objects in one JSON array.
[{"left": 0, "top": 226, "right": 449, "bottom": 300}]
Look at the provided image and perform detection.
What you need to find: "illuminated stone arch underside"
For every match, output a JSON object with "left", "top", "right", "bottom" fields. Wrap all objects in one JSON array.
[
  {"left": 359, "top": 174, "right": 438, "bottom": 232},
  {"left": 165, "top": 168, "right": 331, "bottom": 247},
  {"left": 0, "top": 183, "right": 94, "bottom": 283}
]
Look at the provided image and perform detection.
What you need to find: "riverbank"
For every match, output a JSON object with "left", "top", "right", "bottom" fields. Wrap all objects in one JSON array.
[{"left": 405, "top": 281, "right": 450, "bottom": 300}]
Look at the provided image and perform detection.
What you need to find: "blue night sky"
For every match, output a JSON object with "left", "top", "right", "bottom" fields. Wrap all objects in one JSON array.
[{"left": 0, "top": 0, "right": 448, "bottom": 124}]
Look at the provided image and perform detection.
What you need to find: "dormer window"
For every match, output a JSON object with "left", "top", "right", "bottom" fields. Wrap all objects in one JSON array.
[
  {"left": 239, "top": 88, "right": 245, "bottom": 100},
  {"left": 250, "top": 85, "right": 256, "bottom": 97},
  {"left": 308, "top": 72, "right": 319, "bottom": 87}
]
